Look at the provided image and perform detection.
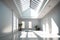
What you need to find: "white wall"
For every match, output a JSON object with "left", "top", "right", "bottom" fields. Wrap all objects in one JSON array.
[
  {"left": 0, "top": 1, "right": 19, "bottom": 40},
  {"left": 41, "top": 2, "right": 60, "bottom": 34},
  {"left": 0, "top": 1, "right": 13, "bottom": 40},
  {"left": 19, "top": 18, "right": 42, "bottom": 30},
  {"left": 0, "top": 0, "right": 12, "bottom": 35}
]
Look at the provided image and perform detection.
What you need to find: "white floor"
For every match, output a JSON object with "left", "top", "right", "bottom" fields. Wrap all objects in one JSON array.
[
  {"left": 12, "top": 31, "right": 60, "bottom": 40},
  {"left": 0, "top": 31, "right": 60, "bottom": 40},
  {"left": 13, "top": 31, "right": 39, "bottom": 40}
]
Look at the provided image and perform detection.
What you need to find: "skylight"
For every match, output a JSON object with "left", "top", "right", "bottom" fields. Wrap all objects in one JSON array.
[
  {"left": 30, "top": 0, "right": 40, "bottom": 9},
  {"left": 20, "top": 0, "right": 42, "bottom": 12},
  {"left": 20, "top": 0, "right": 30, "bottom": 11},
  {"left": 14, "top": 0, "right": 48, "bottom": 18}
]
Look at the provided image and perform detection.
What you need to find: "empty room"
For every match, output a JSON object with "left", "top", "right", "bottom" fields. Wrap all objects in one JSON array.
[{"left": 0, "top": 0, "right": 60, "bottom": 40}]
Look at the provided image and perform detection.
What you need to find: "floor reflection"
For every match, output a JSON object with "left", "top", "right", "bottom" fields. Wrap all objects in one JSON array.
[
  {"left": 13, "top": 31, "right": 60, "bottom": 40},
  {"left": 20, "top": 31, "right": 27, "bottom": 38},
  {"left": 13, "top": 31, "right": 38, "bottom": 40}
]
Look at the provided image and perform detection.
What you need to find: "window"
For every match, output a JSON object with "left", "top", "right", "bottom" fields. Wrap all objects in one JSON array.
[
  {"left": 13, "top": 14, "right": 18, "bottom": 32},
  {"left": 21, "top": 21, "right": 25, "bottom": 28},
  {"left": 29, "top": 21, "right": 32, "bottom": 28},
  {"left": 16, "top": 18, "right": 18, "bottom": 30},
  {"left": 20, "top": 0, "right": 44, "bottom": 18},
  {"left": 43, "top": 24, "right": 46, "bottom": 32},
  {"left": 46, "top": 22, "right": 49, "bottom": 33},
  {"left": 13, "top": 15, "right": 17, "bottom": 31}
]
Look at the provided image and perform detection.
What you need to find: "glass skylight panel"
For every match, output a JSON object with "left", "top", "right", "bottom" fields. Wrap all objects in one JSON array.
[
  {"left": 18, "top": 0, "right": 48, "bottom": 18},
  {"left": 20, "top": 0, "right": 30, "bottom": 11},
  {"left": 30, "top": 0, "right": 40, "bottom": 9},
  {"left": 20, "top": 0, "right": 41, "bottom": 11}
]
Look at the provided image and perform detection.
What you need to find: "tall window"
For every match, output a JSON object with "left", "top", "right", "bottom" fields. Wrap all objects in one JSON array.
[
  {"left": 29, "top": 21, "right": 32, "bottom": 28},
  {"left": 16, "top": 18, "right": 18, "bottom": 30},
  {"left": 13, "top": 14, "right": 18, "bottom": 32},
  {"left": 46, "top": 22, "right": 49, "bottom": 33},
  {"left": 13, "top": 15, "right": 16, "bottom": 31},
  {"left": 21, "top": 21, "right": 25, "bottom": 28},
  {"left": 43, "top": 24, "right": 46, "bottom": 32}
]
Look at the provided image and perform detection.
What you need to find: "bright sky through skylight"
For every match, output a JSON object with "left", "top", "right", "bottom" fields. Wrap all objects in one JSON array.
[
  {"left": 20, "top": 0, "right": 45, "bottom": 18},
  {"left": 20, "top": 0, "right": 30, "bottom": 11}
]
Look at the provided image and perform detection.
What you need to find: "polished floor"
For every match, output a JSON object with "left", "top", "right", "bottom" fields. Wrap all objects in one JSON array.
[
  {"left": 12, "top": 30, "right": 60, "bottom": 40},
  {"left": 13, "top": 31, "right": 43, "bottom": 40},
  {"left": 0, "top": 30, "right": 60, "bottom": 40}
]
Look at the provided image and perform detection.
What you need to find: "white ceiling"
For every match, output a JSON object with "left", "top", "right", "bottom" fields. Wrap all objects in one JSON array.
[
  {"left": 13, "top": 0, "right": 60, "bottom": 19},
  {"left": 38, "top": 0, "right": 60, "bottom": 18},
  {"left": 2, "top": 0, "right": 60, "bottom": 19},
  {"left": 13, "top": 0, "right": 48, "bottom": 18}
]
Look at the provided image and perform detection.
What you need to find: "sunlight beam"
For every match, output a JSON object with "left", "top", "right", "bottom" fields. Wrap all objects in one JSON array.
[
  {"left": 51, "top": 18, "right": 59, "bottom": 35},
  {"left": 3, "top": 25, "right": 12, "bottom": 33}
]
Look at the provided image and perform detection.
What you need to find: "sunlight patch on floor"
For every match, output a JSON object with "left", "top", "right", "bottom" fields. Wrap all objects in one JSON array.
[
  {"left": 20, "top": 31, "right": 37, "bottom": 38},
  {"left": 20, "top": 31, "right": 60, "bottom": 38},
  {"left": 20, "top": 31, "right": 27, "bottom": 38},
  {"left": 28, "top": 32, "right": 37, "bottom": 38}
]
